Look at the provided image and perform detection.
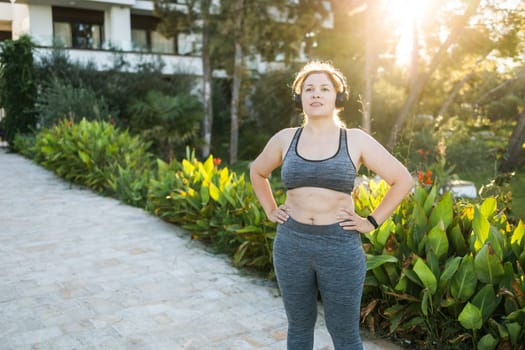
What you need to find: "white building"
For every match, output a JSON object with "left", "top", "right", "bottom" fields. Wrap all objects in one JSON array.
[
  {"left": 0, "top": 0, "right": 203, "bottom": 75},
  {"left": 0, "top": 0, "right": 333, "bottom": 75}
]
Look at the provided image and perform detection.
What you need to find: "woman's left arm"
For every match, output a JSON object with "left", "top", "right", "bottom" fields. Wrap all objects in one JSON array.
[{"left": 354, "top": 129, "right": 414, "bottom": 225}]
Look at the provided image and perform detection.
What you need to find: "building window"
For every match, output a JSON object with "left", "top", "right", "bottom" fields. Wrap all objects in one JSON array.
[
  {"left": 52, "top": 6, "right": 103, "bottom": 49},
  {"left": 131, "top": 14, "right": 175, "bottom": 54},
  {"left": 0, "top": 31, "right": 11, "bottom": 41}
]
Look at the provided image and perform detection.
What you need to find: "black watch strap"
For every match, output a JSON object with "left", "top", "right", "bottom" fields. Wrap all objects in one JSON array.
[{"left": 367, "top": 215, "right": 379, "bottom": 229}]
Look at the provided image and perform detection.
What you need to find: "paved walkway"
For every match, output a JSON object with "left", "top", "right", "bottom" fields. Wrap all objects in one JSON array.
[{"left": 0, "top": 149, "right": 403, "bottom": 350}]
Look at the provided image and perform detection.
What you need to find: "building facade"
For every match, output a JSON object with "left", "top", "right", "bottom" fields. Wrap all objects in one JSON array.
[{"left": 0, "top": 0, "right": 203, "bottom": 75}]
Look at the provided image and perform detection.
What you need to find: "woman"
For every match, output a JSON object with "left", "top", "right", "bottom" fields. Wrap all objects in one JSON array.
[{"left": 249, "top": 61, "right": 413, "bottom": 350}]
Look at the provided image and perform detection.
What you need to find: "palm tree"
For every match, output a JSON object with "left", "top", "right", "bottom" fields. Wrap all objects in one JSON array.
[{"left": 129, "top": 90, "right": 204, "bottom": 161}]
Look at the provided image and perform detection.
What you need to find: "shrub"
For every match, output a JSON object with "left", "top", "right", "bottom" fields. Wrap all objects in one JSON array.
[
  {"left": 128, "top": 90, "right": 203, "bottom": 161},
  {"left": 12, "top": 133, "right": 36, "bottom": 158},
  {"left": 36, "top": 78, "right": 115, "bottom": 127},
  {"left": 0, "top": 35, "right": 37, "bottom": 145},
  {"left": 31, "top": 118, "right": 153, "bottom": 205},
  {"left": 147, "top": 149, "right": 283, "bottom": 276},
  {"left": 356, "top": 178, "right": 525, "bottom": 350}
]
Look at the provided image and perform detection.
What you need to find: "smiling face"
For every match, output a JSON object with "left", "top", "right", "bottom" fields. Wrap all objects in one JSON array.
[{"left": 300, "top": 72, "right": 338, "bottom": 118}]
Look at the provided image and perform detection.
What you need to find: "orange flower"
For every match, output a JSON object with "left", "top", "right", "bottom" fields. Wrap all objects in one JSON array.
[
  {"left": 417, "top": 169, "right": 433, "bottom": 186},
  {"left": 418, "top": 170, "right": 424, "bottom": 183},
  {"left": 213, "top": 157, "right": 222, "bottom": 166}
]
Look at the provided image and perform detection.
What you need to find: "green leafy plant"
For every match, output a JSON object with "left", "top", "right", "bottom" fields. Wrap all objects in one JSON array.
[
  {"left": 356, "top": 177, "right": 525, "bottom": 350},
  {"left": 36, "top": 77, "right": 115, "bottom": 127},
  {"left": 0, "top": 35, "right": 37, "bottom": 145},
  {"left": 31, "top": 118, "right": 153, "bottom": 204},
  {"left": 147, "top": 148, "right": 282, "bottom": 276},
  {"left": 128, "top": 90, "right": 203, "bottom": 161}
]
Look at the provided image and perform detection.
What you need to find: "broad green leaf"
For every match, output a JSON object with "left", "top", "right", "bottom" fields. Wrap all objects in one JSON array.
[
  {"left": 480, "top": 197, "right": 497, "bottom": 219},
  {"left": 477, "top": 334, "right": 498, "bottom": 350},
  {"left": 414, "top": 186, "right": 427, "bottom": 206},
  {"left": 505, "top": 308, "right": 525, "bottom": 324},
  {"left": 222, "top": 190, "right": 236, "bottom": 207},
  {"left": 411, "top": 203, "right": 428, "bottom": 245},
  {"left": 384, "top": 262, "right": 400, "bottom": 285},
  {"left": 511, "top": 221, "right": 524, "bottom": 258},
  {"left": 394, "top": 275, "right": 407, "bottom": 291},
  {"left": 235, "top": 225, "right": 263, "bottom": 234},
  {"left": 426, "top": 224, "right": 449, "bottom": 258},
  {"left": 441, "top": 297, "right": 457, "bottom": 308},
  {"left": 182, "top": 159, "right": 195, "bottom": 176},
  {"left": 441, "top": 257, "right": 462, "bottom": 283},
  {"left": 233, "top": 241, "right": 249, "bottom": 266},
  {"left": 220, "top": 167, "right": 229, "bottom": 183},
  {"left": 429, "top": 192, "right": 453, "bottom": 230},
  {"left": 423, "top": 185, "right": 438, "bottom": 215},
  {"left": 507, "top": 322, "right": 521, "bottom": 346},
  {"left": 78, "top": 150, "right": 91, "bottom": 166},
  {"left": 472, "top": 284, "right": 498, "bottom": 322},
  {"left": 197, "top": 162, "right": 209, "bottom": 181},
  {"left": 413, "top": 258, "right": 437, "bottom": 294},
  {"left": 366, "top": 254, "right": 398, "bottom": 271},
  {"left": 403, "top": 268, "right": 424, "bottom": 288},
  {"left": 376, "top": 220, "right": 394, "bottom": 247},
  {"left": 487, "top": 226, "right": 504, "bottom": 260},
  {"left": 473, "top": 206, "right": 490, "bottom": 251},
  {"left": 488, "top": 318, "right": 509, "bottom": 339},
  {"left": 209, "top": 182, "right": 220, "bottom": 201},
  {"left": 451, "top": 255, "right": 477, "bottom": 301},
  {"left": 499, "top": 262, "right": 514, "bottom": 292},
  {"left": 427, "top": 250, "right": 440, "bottom": 280},
  {"left": 371, "top": 266, "right": 390, "bottom": 285},
  {"left": 474, "top": 243, "right": 504, "bottom": 284},
  {"left": 203, "top": 155, "right": 214, "bottom": 174},
  {"left": 357, "top": 184, "right": 371, "bottom": 209},
  {"left": 200, "top": 183, "right": 209, "bottom": 205},
  {"left": 421, "top": 289, "right": 430, "bottom": 316},
  {"left": 458, "top": 302, "right": 483, "bottom": 330},
  {"left": 448, "top": 224, "right": 467, "bottom": 255}
]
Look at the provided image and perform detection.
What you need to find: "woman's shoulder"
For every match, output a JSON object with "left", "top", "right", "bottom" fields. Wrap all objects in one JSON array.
[
  {"left": 272, "top": 127, "right": 300, "bottom": 142},
  {"left": 344, "top": 127, "right": 369, "bottom": 139}
]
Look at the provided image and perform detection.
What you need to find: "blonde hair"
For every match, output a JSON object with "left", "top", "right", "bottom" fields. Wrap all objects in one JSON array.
[{"left": 291, "top": 60, "right": 349, "bottom": 127}]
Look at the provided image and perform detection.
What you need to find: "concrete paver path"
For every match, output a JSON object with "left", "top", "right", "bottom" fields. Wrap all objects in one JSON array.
[{"left": 0, "top": 149, "right": 402, "bottom": 350}]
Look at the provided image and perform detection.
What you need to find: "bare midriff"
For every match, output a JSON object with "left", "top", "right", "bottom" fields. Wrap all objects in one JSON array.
[{"left": 284, "top": 187, "right": 354, "bottom": 225}]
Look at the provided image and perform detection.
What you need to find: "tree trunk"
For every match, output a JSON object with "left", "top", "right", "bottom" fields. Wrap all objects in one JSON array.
[
  {"left": 437, "top": 73, "right": 473, "bottom": 118},
  {"left": 229, "top": 0, "right": 244, "bottom": 164},
  {"left": 473, "top": 71, "right": 525, "bottom": 106},
  {"left": 386, "top": 0, "right": 481, "bottom": 150},
  {"left": 361, "top": 2, "right": 378, "bottom": 133},
  {"left": 200, "top": 0, "right": 213, "bottom": 158},
  {"left": 499, "top": 110, "right": 525, "bottom": 172}
]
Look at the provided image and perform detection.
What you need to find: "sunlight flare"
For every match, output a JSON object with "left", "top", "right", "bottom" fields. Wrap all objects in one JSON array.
[{"left": 383, "top": 0, "right": 432, "bottom": 66}]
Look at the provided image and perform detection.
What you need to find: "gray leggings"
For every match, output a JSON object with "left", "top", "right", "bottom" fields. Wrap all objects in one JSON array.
[{"left": 273, "top": 217, "right": 366, "bottom": 350}]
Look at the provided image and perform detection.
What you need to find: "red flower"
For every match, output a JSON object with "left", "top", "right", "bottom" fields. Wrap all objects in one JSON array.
[
  {"left": 213, "top": 158, "right": 222, "bottom": 166},
  {"left": 417, "top": 169, "right": 433, "bottom": 185},
  {"left": 418, "top": 170, "right": 424, "bottom": 183}
]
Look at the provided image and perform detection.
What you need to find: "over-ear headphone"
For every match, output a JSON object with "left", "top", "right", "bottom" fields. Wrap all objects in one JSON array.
[{"left": 293, "top": 72, "right": 348, "bottom": 110}]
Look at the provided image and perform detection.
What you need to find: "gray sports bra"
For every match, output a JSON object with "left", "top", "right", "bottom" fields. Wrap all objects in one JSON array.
[{"left": 281, "top": 127, "right": 357, "bottom": 194}]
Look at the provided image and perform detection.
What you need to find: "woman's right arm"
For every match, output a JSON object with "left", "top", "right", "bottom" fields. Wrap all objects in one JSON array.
[{"left": 250, "top": 130, "right": 290, "bottom": 224}]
